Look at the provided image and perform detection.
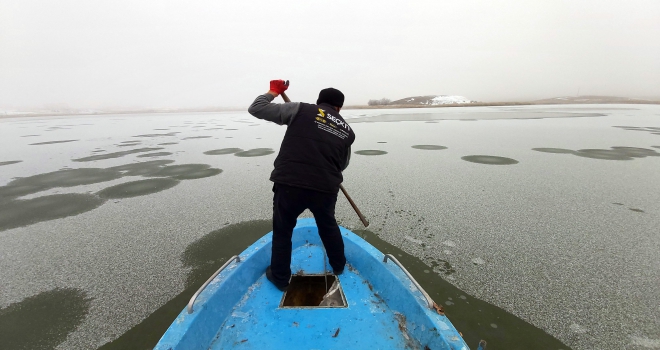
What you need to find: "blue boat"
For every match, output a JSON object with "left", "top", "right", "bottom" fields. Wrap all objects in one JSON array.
[{"left": 156, "top": 218, "right": 479, "bottom": 349}]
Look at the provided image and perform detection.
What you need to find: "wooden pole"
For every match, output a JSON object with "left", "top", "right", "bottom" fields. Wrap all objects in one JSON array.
[{"left": 339, "top": 184, "right": 369, "bottom": 227}]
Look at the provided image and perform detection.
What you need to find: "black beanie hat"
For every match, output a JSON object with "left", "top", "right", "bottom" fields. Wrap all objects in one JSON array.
[{"left": 316, "top": 88, "right": 344, "bottom": 108}]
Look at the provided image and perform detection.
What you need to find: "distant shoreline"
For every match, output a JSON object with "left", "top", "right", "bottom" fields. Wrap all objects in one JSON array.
[
  {"left": 345, "top": 99, "right": 660, "bottom": 109},
  {"left": 2, "top": 99, "right": 659, "bottom": 119}
]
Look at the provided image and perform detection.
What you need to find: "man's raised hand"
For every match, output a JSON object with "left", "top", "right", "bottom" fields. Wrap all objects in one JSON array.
[{"left": 269, "top": 80, "right": 289, "bottom": 96}]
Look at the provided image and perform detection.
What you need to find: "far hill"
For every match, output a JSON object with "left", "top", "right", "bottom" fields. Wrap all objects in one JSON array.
[
  {"left": 351, "top": 95, "right": 659, "bottom": 109},
  {"left": 388, "top": 95, "right": 473, "bottom": 106}
]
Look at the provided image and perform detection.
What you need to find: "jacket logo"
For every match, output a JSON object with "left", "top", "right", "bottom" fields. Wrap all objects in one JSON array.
[{"left": 316, "top": 108, "right": 351, "bottom": 131}]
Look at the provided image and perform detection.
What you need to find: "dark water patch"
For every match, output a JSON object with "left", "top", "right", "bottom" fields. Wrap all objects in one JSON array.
[
  {"left": 192, "top": 126, "right": 205, "bottom": 128},
  {"left": 574, "top": 149, "right": 634, "bottom": 160},
  {"left": 234, "top": 148, "right": 275, "bottom": 157},
  {"left": 205, "top": 127, "right": 224, "bottom": 130},
  {"left": 29, "top": 139, "right": 79, "bottom": 145},
  {"left": 117, "top": 142, "right": 142, "bottom": 147},
  {"left": 137, "top": 152, "right": 173, "bottom": 158},
  {"left": 653, "top": 146, "right": 660, "bottom": 149},
  {"left": 459, "top": 119, "right": 478, "bottom": 121},
  {"left": 182, "top": 136, "right": 212, "bottom": 140},
  {"left": 532, "top": 148, "right": 574, "bottom": 154},
  {"left": 249, "top": 124, "right": 260, "bottom": 126},
  {"left": 613, "top": 203, "right": 624, "bottom": 206},
  {"left": 73, "top": 147, "right": 164, "bottom": 162},
  {"left": 225, "top": 137, "right": 233, "bottom": 139},
  {"left": 225, "top": 128, "right": 238, "bottom": 131},
  {"left": 133, "top": 132, "right": 179, "bottom": 138},
  {"left": 0, "top": 168, "right": 123, "bottom": 200},
  {"left": 169, "top": 168, "right": 222, "bottom": 180},
  {"left": 154, "top": 128, "right": 170, "bottom": 131},
  {"left": 108, "top": 160, "right": 174, "bottom": 176},
  {"left": 629, "top": 208, "right": 645, "bottom": 213},
  {"left": 377, "top": 141, "right": 387, "bottom": 144},
  {"left": 97, "top": 221, "right": 273, "bottom": 350},
  {"left": 461, "top": 155, "right": 519, "bottom": 165},
  {"left": 92, "top": 149, "right": 106, "bottom": 153},
  {"left": 0, "top": 193, "right": 106, "bottom": 231},
  {"left": 0, "top": 160, "right": 22, "bottom": 166},
  {"left": 355, "top": 150, "right": 388, "bottom": 156},
  {"left": 97, "top": 178, "right": 180, "bottom": 199},
  {"left": 182, "top": 221, "right": 273, "bottom": 287},
  {"left": 610, "top": 146, "right": 660, "bottom": 158},
  {"left": 20, "top": 134, "right": 40, "bottom": 137},
  {"left": 353, "top": 228, "right": 571, "bottom": 349},
  {"left": 158, "top": 142, "right": 178, "bottom": 145},
  {"left": 13, "top": 168, "right": 123, "bottom": 187},
  {"left": 613, "top": 125, "right": 660, "bottom": 136},
  {"left": 534, "top": 146, "right": 659, "bottom": 161},
  {"left": 411, "top": 145, "right": 448, "bottom": 150},
  {"left": 0, "top": 288, "right": 91, "bottom": 350},
  {"left": 204, "top": 148, "right": 243, "bottom": 155},
  {"left": 613, "top": 126, "right": 660, "bottom": 131},
  {"left": 45, "top": 126, "right": 71, "bottom": 131},
  {"left": 150, "top": 164, "right": 222, "bottom": 180}
]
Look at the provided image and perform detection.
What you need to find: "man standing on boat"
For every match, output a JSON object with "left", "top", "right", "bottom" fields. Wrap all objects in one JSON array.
[{"left": 248, "top": 80, "right": 355, "bottom": 291}]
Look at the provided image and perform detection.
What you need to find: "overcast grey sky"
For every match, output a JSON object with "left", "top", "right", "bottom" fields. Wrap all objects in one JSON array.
[{"left": 1, "top": 0, "right": 659, "bottom": 109}]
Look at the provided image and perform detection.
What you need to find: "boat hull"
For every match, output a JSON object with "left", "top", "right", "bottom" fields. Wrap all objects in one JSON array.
[{"left": 156, "top": 218, "right": 469, "bottom": 349}]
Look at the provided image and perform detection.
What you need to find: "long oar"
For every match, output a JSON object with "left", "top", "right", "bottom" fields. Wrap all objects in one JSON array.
[{"left": 280, "top": 88, "right": 369, "bottom": 227}]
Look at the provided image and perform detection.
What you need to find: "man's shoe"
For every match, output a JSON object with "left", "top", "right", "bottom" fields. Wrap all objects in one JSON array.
[{"left": 266, "top": 266, "right": 289, "bottom": 292}]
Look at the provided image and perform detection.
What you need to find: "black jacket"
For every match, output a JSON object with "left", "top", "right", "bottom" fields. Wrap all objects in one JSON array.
[{"left": 270, "top": 102, "right": 355, "bottom": 193}]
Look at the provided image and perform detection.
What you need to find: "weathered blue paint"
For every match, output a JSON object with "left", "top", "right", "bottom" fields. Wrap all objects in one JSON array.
[{"left": 156, "top": 218, "right": 470, "bottom": 349}]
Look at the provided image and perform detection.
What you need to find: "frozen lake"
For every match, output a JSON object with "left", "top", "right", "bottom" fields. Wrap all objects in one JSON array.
[{"left": 1, "top": 104, "right": 659, "bottom": 349}]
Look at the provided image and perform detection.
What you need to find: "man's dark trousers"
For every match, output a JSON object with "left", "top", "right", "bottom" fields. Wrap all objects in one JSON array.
[{"left": 270, "top": 183, "right": 346, "bottom": 288}]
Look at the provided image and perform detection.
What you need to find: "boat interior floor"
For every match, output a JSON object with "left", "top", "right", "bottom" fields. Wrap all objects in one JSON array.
[{"left": 208, "top": 243, "right": 419, "bottom": 349}]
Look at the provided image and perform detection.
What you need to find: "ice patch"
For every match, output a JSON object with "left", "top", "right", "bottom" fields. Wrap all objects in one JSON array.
[
  {"left": 442, "top": 240, "right": 456, "bottom": 247},
  {"left": 404, "top": 235, "right": 423, "bottom": 245},
  {"left": 471, "top": 258, "right": 485, "bottom": 265},
  {"left": 569, "top": 323, "right": 587, "bottom": 334},
  {"left": 630, "top": 336, "right": 660, "bottom": 348}
]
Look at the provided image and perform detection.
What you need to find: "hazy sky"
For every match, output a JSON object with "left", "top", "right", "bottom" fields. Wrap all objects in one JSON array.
[{"left": 1, "top": 0, "right": 659, "bottom": 109}]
